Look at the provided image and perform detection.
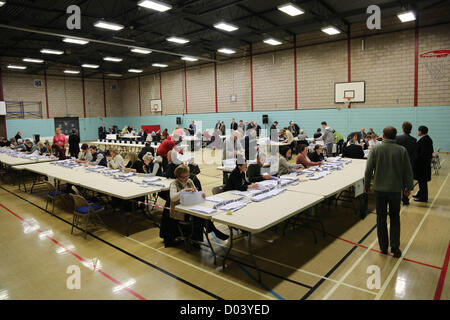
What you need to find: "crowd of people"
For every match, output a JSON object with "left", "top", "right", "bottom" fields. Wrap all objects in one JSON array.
[{"left": 1, "top": 119, "right": 435, "bottom": 255}]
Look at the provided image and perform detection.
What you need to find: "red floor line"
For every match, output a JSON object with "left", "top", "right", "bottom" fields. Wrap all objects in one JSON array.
[
  {"left": 299, "top": 218, "right": 442, "bottom": 270},
  {"left": 0, "top": 203, "right": 147, "bottom": 300},
  {"left": 434, "top": 241, "right": 450, "bottom": 300}
]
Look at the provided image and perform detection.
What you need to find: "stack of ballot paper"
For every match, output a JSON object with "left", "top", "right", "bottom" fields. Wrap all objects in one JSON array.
[
  {"left": 190, "top": 206, "right": 217, "bottom": 215},
  {"left": 117, "top": 172, "right": 135, "bottom": 178},
  {"left": 102, "top": 169, "right": 120, "bottom": 176},
  {"left": 205, "top": 196, "right": 226, "bottom": 203},
  {"left": 180, "top": 191, "right": 204, "bottom": 206},
  {"left": 251, "top": 188, "right": 285, "bottom": 202},
  {"left": 86, "top": 166, "right": 108, "bottom": 172},
  {"left": 219, "top": 198, "right": 251, "bottom": 212},
  {"left": 143, "top": 177, "right": 161, "bottom": 183}
]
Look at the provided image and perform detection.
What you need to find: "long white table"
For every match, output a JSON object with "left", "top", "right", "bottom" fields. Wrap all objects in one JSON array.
[{"left": 0, "top": 151, "right": 57, "bottom": 167}]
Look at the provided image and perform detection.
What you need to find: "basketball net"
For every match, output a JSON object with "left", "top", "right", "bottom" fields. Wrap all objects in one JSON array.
[
  {"left": 420, "top": 50, "right": 450, "bottom": 81},
  {"left": 344, "top": 97, "right": 353, "bottom": 108}
]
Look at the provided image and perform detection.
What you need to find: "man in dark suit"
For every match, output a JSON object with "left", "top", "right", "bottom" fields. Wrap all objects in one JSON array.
[
  {"left": 244, "top": 129, "right": 258, "bottom": 161},
  {"left": 230, "top": 118, "right": 238, "bottom": 131},
  {"left": 288, "top": 122, "right": 300, "bottom": 137},
  {"left": 254, "top": 122, "right": 261, "bottom": 137},
  {"left": 342, "top": 139, "right": 365, "bottom": 159},
  {"left": 396, "top": 121, "right": 417, "bottom": 205},
  {"left": 270, "top": 121, "right": 278, "bottom": 141},
  {"left": 413, "top": 126, "right": 433, "bottom": 202},
  {"left": 98, "top": 124, "right": 107, "bottom": 140}
]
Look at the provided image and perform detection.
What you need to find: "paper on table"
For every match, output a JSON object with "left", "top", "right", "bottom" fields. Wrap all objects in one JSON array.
[
  {"left": 190, "top": 206, "right": 217, "bottom": 215},
  {"left": 180, "top": 191, "right": 204, "bottom": 206},
  {"left": 143, "top": 177, "right": 161, "bottom": 183},
  {"left": 205, "top": 196, "right": 226, "bottom": 203}
]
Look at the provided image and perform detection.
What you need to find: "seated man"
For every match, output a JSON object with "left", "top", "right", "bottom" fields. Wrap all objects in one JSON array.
[
  {"left": 247, "top": 153, "right": 273, "bottom": 183},
  {"left": 343, "top": 139, "right": 365, "bottom": 159},
  {"left": 80, "top": 145, "right": 107, "bottom": 167}
]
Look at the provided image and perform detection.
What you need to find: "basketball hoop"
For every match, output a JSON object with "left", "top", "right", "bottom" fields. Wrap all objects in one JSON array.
[
  {"left": 420, "top": 49, "right": 450, "bottom": 80},
  {"left": 344, "top": 97, "right": 353, "bottom": 108}
]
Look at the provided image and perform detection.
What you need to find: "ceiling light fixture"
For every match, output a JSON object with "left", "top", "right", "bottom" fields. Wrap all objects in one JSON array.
[
  {"left": 23, "top": 58, "right": 44, "bottom": 63},
  {"left": 63, "top": 38, "right": 89, "bottom": 45},
  {"left": 138, "top": 0, "right": 172, "bottom": 12},
  {"left": 64, "top": 70, "right": 80, "bottom": 74},
  {"left": 181, "top": 56, "right": 198, "bottom": 62},
  {"left": 217, "top": 48, "right": 236, "bottom": 54},
  {"left": 131, "top": 48, "right": 152, "bottom": 54},
  {"left": 321, "top": 26, "right": 341, "bottom": 35},
  {"left": 103, "top": 57, "right": 123, "bottom": 62},
  {"left": 82, "top": 64, "right": 100, "bottom": 69},
  {"left": 40, "top": 49, "right": 64, "bottom": 55},
  {"left": 128, "top": 69, "right": 143, "bottom": 73},
  {"left": 397, "top": 11, "right": 416, "bottom": 22},
  {"left": 277, "top": 3, "right": 305, "bottom": 16},
  {"left": 7, "top": 64, "right": 27, "bottom": 70},
  {"left": 94, "top": 21, "right": 124, "bottom": 31},
  {"left": 167, "top": 37, "right": 189, "bottom": 44},
  {"left": 152, "top": 63, "right": 168, "bottom": 68},
  {"left": 213, "top": 22, "right": 239, "bottom": 32},
  {"left": 263, "top": 38, "right": 282, "bottom": 46}
]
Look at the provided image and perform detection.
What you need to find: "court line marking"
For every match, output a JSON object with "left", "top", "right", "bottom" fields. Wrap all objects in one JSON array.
[
  {"left": 375, "top": 168, "right": 450, "bottom": 299},
  {"left": 229, "top": 247, "right": 376, "bottom": 295},
  {"left": 434, "top": 241, "right": 450, "bottom": 300},
  {"left": 0, "top": 186, "right": 224, "bottom": 300},
  {"left": 324, "top": 160, "right": 448, "bottom": 300},
  {"left": 0, "top": 203, "right": 146, "bottom": 301},
  {"left": 126, "top": 236, "right": 276, "bottom": 300}
]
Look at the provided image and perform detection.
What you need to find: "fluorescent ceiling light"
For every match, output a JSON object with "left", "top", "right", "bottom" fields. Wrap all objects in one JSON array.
[
  {"left": 82, "top": 64, "right": 99, "bottom": 69},
  {"left": 131, "top": 48, "right": 152, "bottom": 54},
  {"left": 107, "top": 73, "right": 122, "bottom": 77},
  {"left": 41, "top": 49, "right": 64, "bottom": 55},
  {"left": 64, "top": 70, "right": 80, "bottom": 74},
  {"left": 0, "top": 1, "right": 6, "bottom": 7},
  {"left": 321, "top": 26, "right": 341, "bottom": 35},
  {"left": 278, "top": 3, "right": 304, "bottom": 16},
  {"left": 8, "top": 65, "right": 27, "bottom": 70},
  {"left": 213, "top": 22, "right": 238, "bottom": 32},
  {"left": 63, "top": 38, "right": 89, "bottom": 45},
  {"left": 218, "top": 48, "right": 236, "bottom": 54},
  {"left": 103, "top": 57, "right": 123, "bottom": 62},
  {"left": 138, "top": 0, "right": 172, "bottom": 12},
  {"left": 397, "top": 11, "right": 416, "bottom": 22},
  {"left": 94, "top": 21, "right": 124, "bottom": 31},
  {"left": 263, "top": 38, "right": 282, "bottom": 46},
  {"left": 23, "top": 58, "right": 44, "bottom": 63},
  {"left": 128, "top": 69, "right": 143, "bottom": 73},
  {"left": 181, "top": 56, "right": 198, "bottom": 62},
  {"left": 167, "top": 37, "right": 189, "bottom": 44},
  {"left": 152, "top": 63, "right": 168, "bottom": 68}
]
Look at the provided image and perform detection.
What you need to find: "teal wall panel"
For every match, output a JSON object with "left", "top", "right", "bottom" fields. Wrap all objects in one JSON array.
[{"left": 6, "top": 106, "right": 449, "bottom": 151}]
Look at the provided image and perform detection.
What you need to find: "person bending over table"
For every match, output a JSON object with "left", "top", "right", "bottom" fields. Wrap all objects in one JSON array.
[
  {"left": 309, "top": 145, "right": 325, "bottom": 162},
  {"left": 107, "top": 148, "right": 125, "bottom": 170},
  {"left": 77, "top": 144, "right": 93, "bottom": 163},
  {"left": 11, "top": 139, "right": 26, "bottom": 151},
  {"left": 278, "top": 146, "right": 304, "bottom": 176},
  {"left": 24, "top": 140, "right": 39, "bottom": 154},
  {"left": 296, "top": 144, "right": 322, "bottom": 168},
  {"left": 80, "top": 145, "right": 107, "bottom": 167},
  {"left": 157, "top": 133, "right": 183, "bottom": 171},
  {"left": 247, "top": 153, "right": 273, "bottom": 183},
  {"left": 126, "top": 152, "right": 162, "bottom": 177},
  {"left": 51, "top": 144, "right": 66, "bottom": 160},
  {"left": 343, "top": 139, "right": 365, "bottom": 159},
  {"left": 224, "top": 155, "right": 258, "bottom": 192},
  {"left": 37, "top": 141, "right": 48, "bottom": 155}
]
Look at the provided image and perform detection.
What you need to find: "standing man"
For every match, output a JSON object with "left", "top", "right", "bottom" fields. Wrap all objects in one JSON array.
[
  {"left": 413, "top": 126, "right": 433, "bottom": 203},
  {"left": 254, "top": 121, "right": 261, "bottom": 137},
  {"left": 98, "top": 124, "right": 107, "bottom": 140},
  {"left": 215, "top": 120, "right": 221, "bottom": 131},
  {"left": 315, "top": 121, "right": 335, "bottom": 157},
  {"left": 364, "top": 126, "right": 414, "bottom": 258},
  {"left": 230, "top": 118, "right": 238, "bottom": 131},
  {"left": 395, "top": 121, "right": 417, "bottom": 205},
  {"left": 270, "top": 121, "right": 279, "bottom": 141},
  {"left": 238, "top": 120, "right": 245, "bottom": 132},
  {"left": 189, "top": 121, "right": 196, "bottom": 136},
  {"left": 288, "top": 121, "right": 300, "bottom": 137}
]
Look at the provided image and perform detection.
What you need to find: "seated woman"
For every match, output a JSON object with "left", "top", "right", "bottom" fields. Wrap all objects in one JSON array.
[
  {"left": 278, "top": 147, "right": 303, "bottom": 176},
  {"left": 160, "top": 165, "right": 206, "bottom": 247},
  {"left": 309, "top": 145, "right": 325, "bottom": 162},
  {"left": 77, "top": 143, "right": 93, "bottom": 162},
  {"left": 51, "top": 144, "right": 66, "bottom": 160},
  {"left": 138, "top": 153, "right": 162, "bottom": 176},
  {"left": 124, "top": 152, "right": 141, "bottom": 172},
  {"left": 224, "top": 155, "right": 259, "bottom": 192},
  {"left": 107, "top": 148, "right": 125, "bottom": 170},
  {"left": 296, "top": 145, "right": 322, "bottom": 168},
  {"left": 37, "top": 141, "right": 48, "bottom": 155}
]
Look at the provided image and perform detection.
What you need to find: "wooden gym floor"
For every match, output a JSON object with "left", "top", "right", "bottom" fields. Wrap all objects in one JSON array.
[{"left": 0, "top": 151, "right": 448, "bottom": 300}]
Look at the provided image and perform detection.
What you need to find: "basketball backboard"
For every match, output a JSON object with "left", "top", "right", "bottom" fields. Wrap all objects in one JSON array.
[{"left": 335, "top": 81, "right": 365, "bottom": 104}]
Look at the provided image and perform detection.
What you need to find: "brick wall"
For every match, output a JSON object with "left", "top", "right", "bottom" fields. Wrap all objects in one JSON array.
[{"left": 1, "top": 23, "right": 449, "bottom": 118}]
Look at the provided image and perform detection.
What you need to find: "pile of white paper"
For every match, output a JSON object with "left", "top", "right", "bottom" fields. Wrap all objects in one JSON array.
[
  {"left": 219, "top": 199, "right": 251, "bottom": 212},
  {"left": 190, "top": 206, "right": 217, "bottom": 215},
  {"left": 251, "top": 188, "right": 285, "bottom": 202}
]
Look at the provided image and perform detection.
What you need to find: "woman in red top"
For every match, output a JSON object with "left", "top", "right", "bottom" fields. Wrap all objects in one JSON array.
[
  {"left": 53, "top": 128, "right": 67, "bottom": 155},
  {"left": 296, "top": 144, "right": 322, "bottom": 168}
]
